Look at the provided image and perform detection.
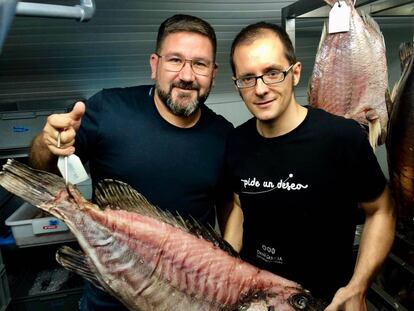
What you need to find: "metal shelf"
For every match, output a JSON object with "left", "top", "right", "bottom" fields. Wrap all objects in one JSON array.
[{"left": 282, "top": 0, "right": 414, "bottom": 47}]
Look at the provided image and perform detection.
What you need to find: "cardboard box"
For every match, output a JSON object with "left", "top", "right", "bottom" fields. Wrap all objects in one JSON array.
[{"left": 5, "top": 203, "right": 75, "bottom": 247}]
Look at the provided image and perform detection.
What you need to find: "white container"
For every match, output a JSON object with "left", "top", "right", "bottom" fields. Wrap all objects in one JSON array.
[{"left": 5, "top": 202, "right": 75, "bottom": 247}]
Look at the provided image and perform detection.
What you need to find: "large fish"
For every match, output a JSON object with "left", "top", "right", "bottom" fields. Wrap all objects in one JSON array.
[
  {"left": 308, "top": 0, "right": 389, "bottom": 148},
  {"left": 0, "top": 159, "right": 326, "bottom": 311},
  {"left": 386, "top": 41, "right": 414, "bottom": 231}
]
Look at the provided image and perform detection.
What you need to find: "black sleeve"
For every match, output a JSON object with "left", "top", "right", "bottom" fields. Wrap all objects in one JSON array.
[
  {"left": 351, "top": 126, "right": 387, "bottom": 202},
  {"left": 74, "top": 90, "right": 104, "bottom": 163},
  {"left": 222, "top": 132, "right": 241, "bottom": 196}
]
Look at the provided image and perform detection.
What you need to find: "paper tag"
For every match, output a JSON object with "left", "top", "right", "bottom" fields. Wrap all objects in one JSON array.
[
  {"left": 328, "top": 1, "right": 351, "bottom": 34},
  {"left": 57, "top": 154, "right": 89, "bottom": 184}
]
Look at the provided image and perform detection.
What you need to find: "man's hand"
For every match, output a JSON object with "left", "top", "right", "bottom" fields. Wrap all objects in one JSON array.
[
  {"left": 325, "top": 285, "right": 367, "bottom": 311},
  {"left": 42, "top": 101, "right": 85, "bottom": 156}
]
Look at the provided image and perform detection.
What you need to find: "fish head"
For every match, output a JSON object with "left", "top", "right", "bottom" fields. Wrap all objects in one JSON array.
[{"left": 238, "top": 290, "right": 327, "bottom": 311}]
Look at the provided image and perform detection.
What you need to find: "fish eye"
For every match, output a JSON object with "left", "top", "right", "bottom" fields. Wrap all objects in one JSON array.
[
  {"left": 291, "top": 294, "right": 309, "bottom": 310},
  {"left": 268, "top": 306, "right": 275, "bottom": 311}
]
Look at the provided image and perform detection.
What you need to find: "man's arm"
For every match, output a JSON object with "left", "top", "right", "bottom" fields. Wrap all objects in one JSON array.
[
  {"left": 29, "top": 101, "right": 85, "bottom": 172},
  {"left": 223, "top": 193, "right": 244, "bottom": 252},
  {"left": 326, "top": 185, "right": 396, "bottom": 311},
  {"left": 29, "top": 133, "right": 59, "bottom": 173}
]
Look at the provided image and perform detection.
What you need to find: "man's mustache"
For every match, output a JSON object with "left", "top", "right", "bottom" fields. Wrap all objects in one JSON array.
[{"left": 171, "top": 81, "right": 200, "bottom": 91}]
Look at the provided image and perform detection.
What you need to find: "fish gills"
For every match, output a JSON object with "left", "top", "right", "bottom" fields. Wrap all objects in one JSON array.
[{"left": 309, "top": 0, "right": 389, "bottom": 148}]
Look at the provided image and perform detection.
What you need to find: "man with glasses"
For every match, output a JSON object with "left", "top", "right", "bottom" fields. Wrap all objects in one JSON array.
[
  {"left": 29, "top": 14, "right": 233, "bottom": 310},
  {"left": 223, "top": 22, "right": 395, "bottom": 310}
]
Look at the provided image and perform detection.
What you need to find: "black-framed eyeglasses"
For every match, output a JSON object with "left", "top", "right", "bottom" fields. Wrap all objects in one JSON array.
[
  {"left": 233, "top": 64, "right": 295, "bottom": 89},
  {"left": 155, "top": 53, "right": 214, "bottom": 76}
]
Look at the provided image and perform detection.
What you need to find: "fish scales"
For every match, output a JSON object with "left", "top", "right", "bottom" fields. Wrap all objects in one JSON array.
[
  {"left": 0, "top": 160, "right": 326, "bottom": 311},
  {"left": 386, "top": 42, "right": 414, "bottom": 230},
  {"left": 309, "top": 0, "right": 389, "bottom": 148}
]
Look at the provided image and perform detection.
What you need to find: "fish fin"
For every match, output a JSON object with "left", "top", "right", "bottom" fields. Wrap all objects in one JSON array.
[
  {"left": 95, "top": 179, "right": 240, "bottom": 258},
  {"left": 368, "top": 118, "right": 380, "bottom": 150},
  {"left": 391, "top": 42, "right": 414, "bottom": 106},
  {"left": 399, "top": 41, "right": 413, "bottom": 71},
  {"left": 361, "top": 11, "right": 381, "bottom": 35},
  {"left": 307, "top": 76, "right": 314, "bottom": 106},
  {"left": 56, "top": 246, "right": 106, "bottom": 292},
  {"left": 391, "top": 72, "right": 403, "bottom": 103},
  {"left": 184, "top": 215, "right": 240, "bottom": 258},
  {"left": 317, "top": 22, "right": 328, "bottom": 53},
  {"left": 385, "top": 89, "right": 393, "bottom": 118},
  {"left": 95, "top": 179, "right": 186, "bottom": 227}
]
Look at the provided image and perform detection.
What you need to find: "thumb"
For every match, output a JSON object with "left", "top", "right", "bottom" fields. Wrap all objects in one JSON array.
[{"left": 69, "top": 101, "right": 85, "bottom": 123}]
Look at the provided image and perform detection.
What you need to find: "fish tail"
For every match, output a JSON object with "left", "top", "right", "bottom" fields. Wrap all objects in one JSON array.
[
  {"left": 0, "top": 159, "right": 65, "bottom": 208},
  {"left": 368, "top": 119, "right": 381, "bottom": 150}
]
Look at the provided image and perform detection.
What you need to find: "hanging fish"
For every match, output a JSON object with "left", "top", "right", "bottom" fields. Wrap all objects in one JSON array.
[
  {"left": 0, "top": 159, "right": 327, "bottom": 311},
  {"left": 308, "top": 0, "right": 389, "bottom": 149},
  {"left": 386, "top": 41, "right": 414, "bottom": 231}
]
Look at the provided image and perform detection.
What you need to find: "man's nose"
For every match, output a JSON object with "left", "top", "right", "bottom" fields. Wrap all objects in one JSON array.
[
  {"left": 179, "top": 61, "right": 196, "bottom": 81},
  {"left": 255, "top": 77, "right": 269, "bottom": 96}
]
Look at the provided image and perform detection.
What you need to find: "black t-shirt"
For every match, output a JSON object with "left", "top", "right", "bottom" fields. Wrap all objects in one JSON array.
[
  {"left": 75, "top": 85, "right": 233, "bottom": 227},
  {"left": 224, "top": 107, "right": 386, "bottom": 301}
]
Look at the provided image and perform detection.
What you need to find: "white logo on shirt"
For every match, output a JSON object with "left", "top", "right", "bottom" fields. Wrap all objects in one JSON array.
[
  {"left": 257, "top": 244, "right": 283, "bottom": 264},
  {"left": 241, "top": 173, "right": 308, "bottom": 194}
]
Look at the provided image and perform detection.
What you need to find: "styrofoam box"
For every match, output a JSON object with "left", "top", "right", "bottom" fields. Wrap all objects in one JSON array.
[{"left": 5, "top": 202, "right": 75, "bottom": 247}]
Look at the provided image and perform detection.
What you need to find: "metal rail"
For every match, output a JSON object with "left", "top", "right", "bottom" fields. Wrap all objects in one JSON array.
[
  {"left": 282, "top": 0, "right": 414, "bottom": 47},
  {"left": 16, "top": 0, "right": 95, "bottom": 21},
  {"left": 0, "top": 0, "right": 95, "bottom": 53},
  {"left": 0, "top": 0, "right": 18, "bottom": 53}
]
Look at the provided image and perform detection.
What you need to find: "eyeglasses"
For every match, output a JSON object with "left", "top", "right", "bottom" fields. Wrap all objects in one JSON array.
[
  {"left": 155, "top": 53, "right": 214, "bottom": 76},
  {"left": 233, "top": 64, "right": 295, "bottom": 89}
]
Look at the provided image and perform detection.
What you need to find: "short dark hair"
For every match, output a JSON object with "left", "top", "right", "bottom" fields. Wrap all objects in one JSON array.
[
  {"left": 230, "top": 22, "right": 297, "bottom": 75},
  {"left": 156, "top": 14, "right": 217, "bottom": 61}
]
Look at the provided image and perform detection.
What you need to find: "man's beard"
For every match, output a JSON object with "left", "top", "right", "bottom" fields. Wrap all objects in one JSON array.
[{"left": 156, "top": 81, "right": 211, "bottom": 117}]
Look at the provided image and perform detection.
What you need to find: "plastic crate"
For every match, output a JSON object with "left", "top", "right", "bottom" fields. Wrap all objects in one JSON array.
[{"left": 5, "top": 203, "right": 75, "bottom": 247}]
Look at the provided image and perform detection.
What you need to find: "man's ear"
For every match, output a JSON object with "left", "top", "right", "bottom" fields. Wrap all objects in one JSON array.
[
  {"left": 292, "top": 62, "right": 302, "bottom": 86},
  {"left": 211, "top": 64, "right": 219, "bottom": 87},
  {"left": 150, "top": 53, "right": 159, "bottom": 80}
]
